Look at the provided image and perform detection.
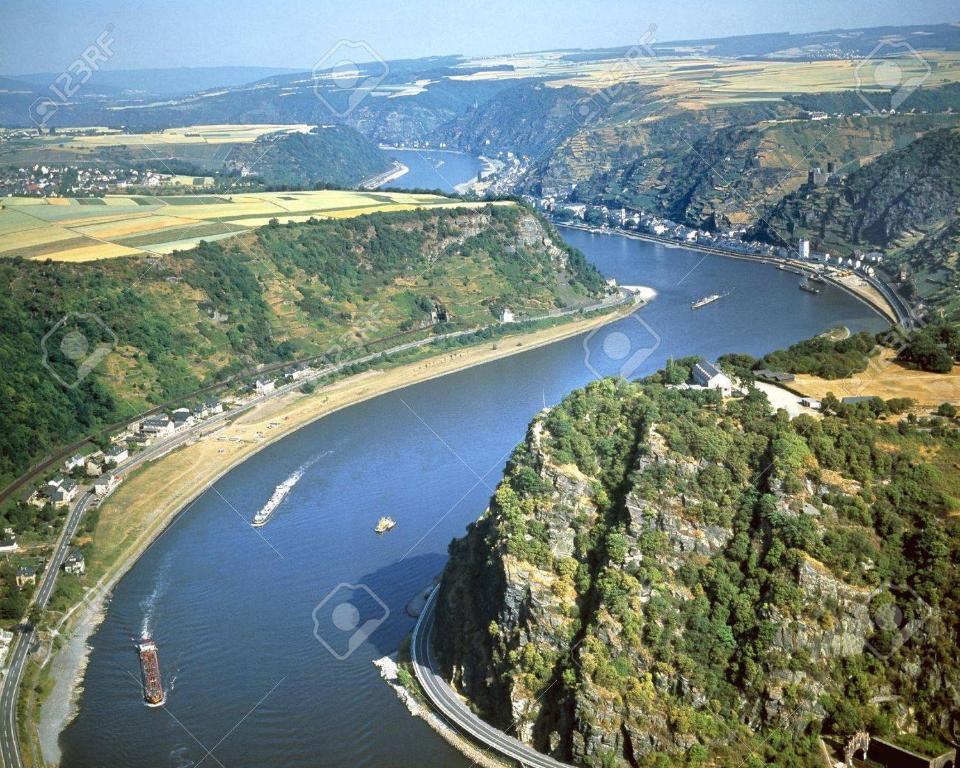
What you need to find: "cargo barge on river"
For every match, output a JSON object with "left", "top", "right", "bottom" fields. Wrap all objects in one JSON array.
[{"left": 137, "top": 637, "right": 166, "bottom": 707}]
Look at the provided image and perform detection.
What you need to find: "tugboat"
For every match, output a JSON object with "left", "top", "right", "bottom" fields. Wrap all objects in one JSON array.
[
  {"left": 691, "top": 293, "right": 721, "bottom": 309},
  {"left": 799, "top": 278, "right": 821, "bottom": 294},
  {"left": 137, "top": 637, "right": 165, "bottom": 707},
  {"left": 375, "top": 516, "right": 396, "bottom": 534}
]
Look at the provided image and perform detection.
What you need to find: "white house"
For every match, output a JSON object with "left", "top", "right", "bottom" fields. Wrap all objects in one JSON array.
[
  {"left": 63, "top": 454, "right": 85, "bottom": 472},
  {"left": 498, "top": 307, "right": 515, "bottom": 323},
  {"left": 105, "top": 444, "right": 129, "bottom": 465},
  {"left": 63, "top": 549, "right": 86, "bottom": 576},
  {"left": 255, "top": 379, "right": 276, "bottom": 395},
  {"left": 692, "top": 360, "right": 734, "bottom": 397},
  {"left": 142, "top": 414, "right": 174, "bottom": 437},
  {"left": 93, "top": 474, "right": 121, "bottom": 498}
]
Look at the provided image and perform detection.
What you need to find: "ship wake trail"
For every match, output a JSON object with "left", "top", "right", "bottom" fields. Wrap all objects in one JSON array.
[
  {"left": 251, "top": 451, "right": 329, "bottom": 527},
  {"left": 140, "top": 551, "right": 173, "bottom": 638}
]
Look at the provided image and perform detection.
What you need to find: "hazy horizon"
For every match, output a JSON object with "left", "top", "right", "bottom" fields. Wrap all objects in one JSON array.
[{"left": 1, "top": 0, "right": 957, "bottom": 76}]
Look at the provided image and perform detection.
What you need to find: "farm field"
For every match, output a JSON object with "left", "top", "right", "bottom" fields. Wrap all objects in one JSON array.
[
  {"left": 0, "top": 190, "right": 507, "bottom": 261},
  {"left": 0, "top": 123, "right": 314, "bottom": 168},
  {"left": 456, "top": 49, "right": 960, "bottom": 108}
]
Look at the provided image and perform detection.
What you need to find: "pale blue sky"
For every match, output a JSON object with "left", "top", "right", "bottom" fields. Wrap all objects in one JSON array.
[{"left": 1, "top": 0, "right": 957, "bottom": 74}]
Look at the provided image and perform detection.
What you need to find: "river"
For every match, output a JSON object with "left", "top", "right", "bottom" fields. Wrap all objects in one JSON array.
[
  {"left": 58, "top": 229, "right": 887, "bottom": 768},
  {"left": 381, "top": 148, "right": 483, "bottom": 194}
]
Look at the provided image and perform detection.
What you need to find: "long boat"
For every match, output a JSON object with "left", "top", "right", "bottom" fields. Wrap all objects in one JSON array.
[
  {"left": 691, "top": 293, "right": 721, "bottom": 309},
  {"left": 137, "top": 637, "right": 165, "bottom": 707},
  {"left": 252, "top": 470, "right": 303, "bottom": 527}
]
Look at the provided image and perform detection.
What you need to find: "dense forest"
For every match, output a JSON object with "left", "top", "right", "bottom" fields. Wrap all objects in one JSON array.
[
  {"left": 436, "top": 371, "right": 959, "bottom": 767},
  {"left": 0, "top": 205, "right": 605, "bottom": 487},
  {"left": 224, "top": 125, "right": 392, "bottom": 187}
]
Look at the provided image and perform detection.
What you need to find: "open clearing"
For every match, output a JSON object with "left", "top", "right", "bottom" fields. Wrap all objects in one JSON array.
[
  {"left": 0, "top": 191, "right": 508, "bottom": 262},
  {"left": 793, "top": 348, "right": 960, "bottom": 407}
]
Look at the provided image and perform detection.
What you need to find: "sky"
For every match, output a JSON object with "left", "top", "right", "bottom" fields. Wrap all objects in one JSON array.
[{"left": 1, "top": 0, "right": 957, "bottom": 75}]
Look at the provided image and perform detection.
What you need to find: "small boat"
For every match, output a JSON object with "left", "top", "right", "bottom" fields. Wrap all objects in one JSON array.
[
  {"left": 799, "top": 279, "right": 821, "bottom": 294},
  {"left": 375, "top": 516, "right": 396, "bottom": 534},
  {"left": 809, "top": 273, "right": 826, "bottom": 284},
  {"left": 691, "top": 293, "right": 721, "bottom": 309}
]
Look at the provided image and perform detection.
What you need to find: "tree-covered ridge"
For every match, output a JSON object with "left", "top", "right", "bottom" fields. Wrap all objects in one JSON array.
[
  {"left": 0, "top": 205, "right": 605, "bottom": 485},
  {"left": 435, "top": 377, "right": 959, "bottom": 767},
  {"left": 224, "top": 125, "right": 391, "bottom": 187}
]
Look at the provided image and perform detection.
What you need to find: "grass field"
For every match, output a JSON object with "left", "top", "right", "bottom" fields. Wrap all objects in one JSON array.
[
  {"left": 793, "top": 348, "right": 960, "bottom": 407},
  {"left": 0, "top": 191, "right": 508, "bottom": 261}
]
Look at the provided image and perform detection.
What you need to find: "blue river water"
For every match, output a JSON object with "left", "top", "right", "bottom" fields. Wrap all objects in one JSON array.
[
  {"left": 58, "top": 229, "right": 887, "bottom": 768},
  {"left": 382, "top": 148, "right": 483, "bottom": 194}
]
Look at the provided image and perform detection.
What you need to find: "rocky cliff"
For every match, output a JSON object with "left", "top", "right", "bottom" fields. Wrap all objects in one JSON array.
[{"left": 434, "top": 377, "right": 960, "bottom": 767}]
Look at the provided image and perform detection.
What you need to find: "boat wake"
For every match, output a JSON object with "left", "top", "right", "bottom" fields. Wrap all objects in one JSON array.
[
  {"left": 251, "top": 451, "right": 329, "bottom": 527},
  {"left": 140, "top": 552, "right": 173, "bottom": 638}
]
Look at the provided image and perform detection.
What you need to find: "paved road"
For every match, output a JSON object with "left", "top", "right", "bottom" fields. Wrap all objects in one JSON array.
[
  {"left": 411, "top": 587, "right": 573, "bottom": 768},
  {"left": 0, "top": 308, "right": 630, "bottom": 768}
]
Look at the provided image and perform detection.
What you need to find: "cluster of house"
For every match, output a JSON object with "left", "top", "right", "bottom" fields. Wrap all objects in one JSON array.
[
  {"left": 537, "top": 201, "right": 886, "bottom": 280},
  {"left": 0, "top": 163, "right": 192, "bottom": 197},
  {"left": 28, "top": 474, "right": 80, "bottom": 509},
  {"left": 10, "top": 550, "right": 84, "bottom": 597},
  {"left": 139, "top": 397, "right": 224, "bottom": 441},
  {"left": 255, "top": 365, "right": 319, "bottom": 396}
]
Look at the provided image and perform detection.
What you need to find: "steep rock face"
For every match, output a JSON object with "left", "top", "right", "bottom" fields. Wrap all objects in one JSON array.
[{"left": 434, "top": 378, "right": 960, "bottom": 767}]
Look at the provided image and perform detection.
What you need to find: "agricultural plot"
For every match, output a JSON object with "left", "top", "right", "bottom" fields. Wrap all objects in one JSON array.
[
  {"left": 0, "top": 190, "right": 507, "bottom": 262},
  {"left": 471, "top": 49, "right": 960, "bottom": 108},
  {"left": 0, "top": 124, "right": 312, "bottom": 169}
]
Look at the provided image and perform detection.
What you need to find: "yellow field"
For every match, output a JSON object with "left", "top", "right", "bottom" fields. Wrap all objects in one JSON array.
[
  {"left": 793, "top": 349, "right": 960, "bottom": 408},
  {"left": 455, "top": 49, "right": 960, "bottom": 108},
  {"left": 53, "top": 123, "right": 313, "bottom": 149},
  {"left": 0, "top": 191, "right": 510, "bottom": 262}
]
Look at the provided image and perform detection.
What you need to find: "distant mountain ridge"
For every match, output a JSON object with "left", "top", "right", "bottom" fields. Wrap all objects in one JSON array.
[{"left": 10, "top": 66, "right": 300, "bottom": 98}]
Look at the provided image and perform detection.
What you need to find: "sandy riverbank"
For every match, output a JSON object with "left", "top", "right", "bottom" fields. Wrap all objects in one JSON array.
[{"left": 35, "top": 302, "right": 645, "bottom": 763}]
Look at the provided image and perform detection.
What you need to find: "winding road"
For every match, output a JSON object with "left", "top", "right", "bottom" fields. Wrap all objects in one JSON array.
[
  {"left": 0, "top": 300, "right": 635, "bottom": 768},
  {"left": 411, "top": 586, "right": 573, "bottom": 768}
]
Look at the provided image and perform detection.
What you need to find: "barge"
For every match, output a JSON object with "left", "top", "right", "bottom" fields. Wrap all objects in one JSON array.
[{"left": 137, "top": 637, "right": 166, "bottom": 707}]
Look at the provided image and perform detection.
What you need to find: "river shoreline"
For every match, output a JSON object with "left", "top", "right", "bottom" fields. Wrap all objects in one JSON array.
[
  {"left": 555, "top": 222, "right": 900, "bottom": 324},
  {"left": 35, "top": 301, "right": 648, "bottom": 764}
]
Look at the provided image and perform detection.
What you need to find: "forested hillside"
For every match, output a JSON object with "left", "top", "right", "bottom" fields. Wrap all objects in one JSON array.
[
  {"left": 0, "top": 206, "right": 604, "bottom": 485},
  {"left": 436, "top": 374, "right": 959, "bottom": 767},
  {"left": 224, "top": 125, "right": 391, "bottom": 187}
]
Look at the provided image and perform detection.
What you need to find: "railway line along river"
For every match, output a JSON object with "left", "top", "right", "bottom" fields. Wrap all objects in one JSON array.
[{"left": 56, "top": 228, "right": 887, "bottom": 768}]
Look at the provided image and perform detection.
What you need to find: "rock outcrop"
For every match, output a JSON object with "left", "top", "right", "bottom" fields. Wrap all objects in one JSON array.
[{"left": 433, "top": 377, "right": 959, "bottom": 767}]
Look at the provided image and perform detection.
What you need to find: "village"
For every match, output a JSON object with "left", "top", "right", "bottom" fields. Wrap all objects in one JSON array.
[
  {"left": 0, "top": 163, "right": 212, "bottom": 197},
  {"left": 0, "top": 360, "right": 327, "bottom": 663}
]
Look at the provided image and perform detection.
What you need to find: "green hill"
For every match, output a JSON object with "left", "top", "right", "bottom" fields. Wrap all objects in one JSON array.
[
  {"left": 224, "top": 125, "right": 392, "bottom": 187},
  {"left": 0, "top": 205, "right": 604, "bottom": 487},
  {"left": 436, "top": 375, "right": 960, "bottom": 767}
]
